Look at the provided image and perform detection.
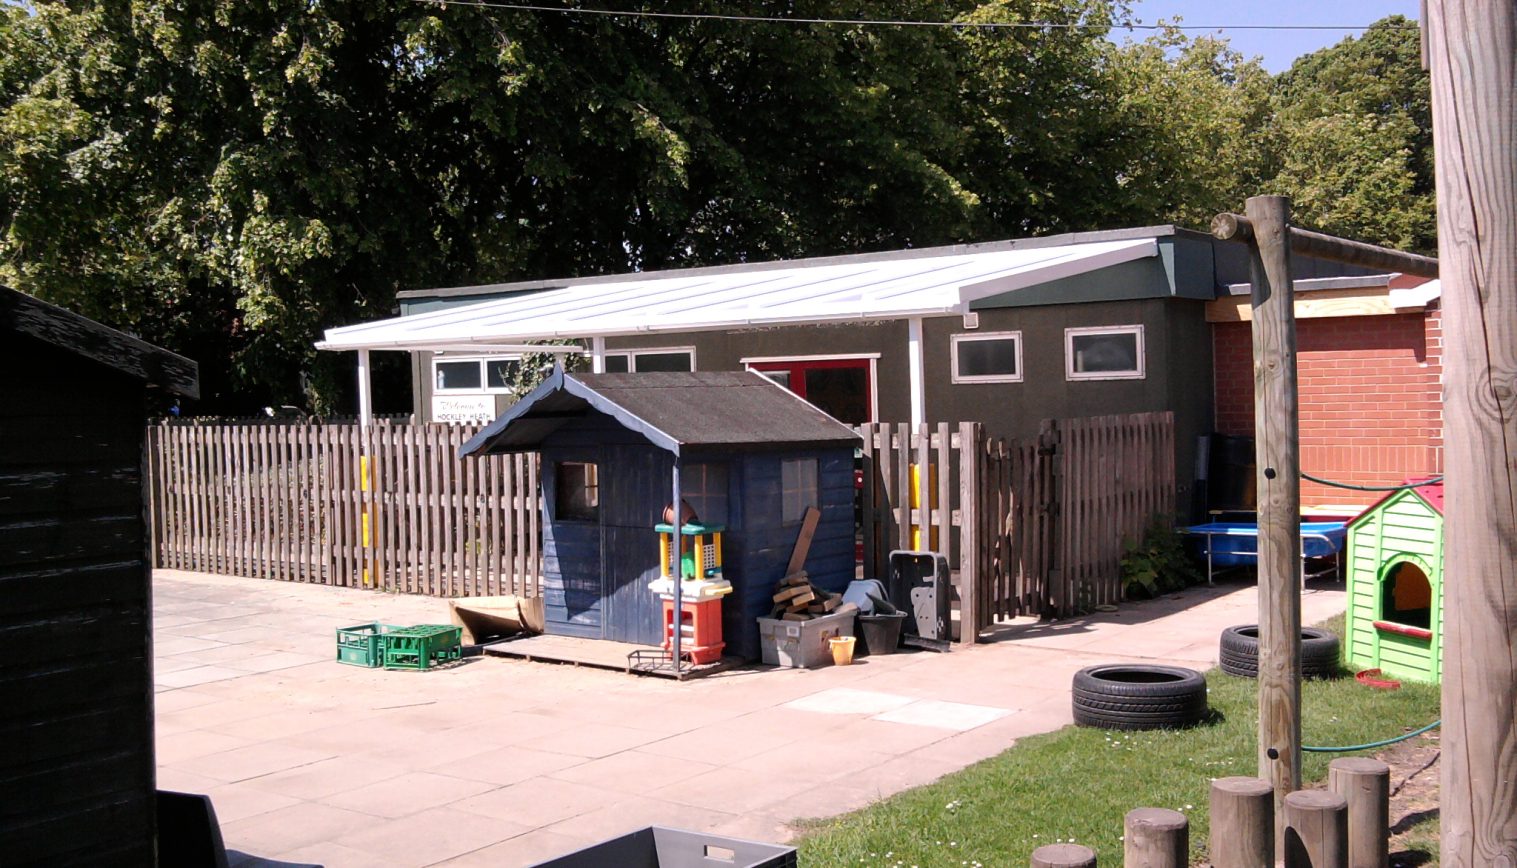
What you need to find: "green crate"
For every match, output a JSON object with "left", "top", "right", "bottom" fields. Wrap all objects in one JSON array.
[
  {"left": 381, "top": 624, "right": 463, "bottom": 671},
  {"left": 336, "top": 622, "right": 402, "bottom": 668}
]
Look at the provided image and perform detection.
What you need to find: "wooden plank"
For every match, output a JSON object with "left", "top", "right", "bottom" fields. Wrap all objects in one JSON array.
[
  {"left": 958, "top": 422, "right": 980, "bottom": 643},
  {"left": 867, "top": 424, "right": 879, "bottom": 579},
  {"left": 453, "top": 426, "right": 467, "bottom": 596},
  {"left": 786, "top": 507, "right": 821, "bottom": 576},
  {"left": 936, "top": 421, "right": 952, "bottom": 562},
  {"left": 404, "top": 423, "right": 419, "bottom": 594},
  {"left": 895, "top": 423, "right": 910, "bottom": 554},
  {"left": 528, "top": 452, "right": 541, "bottom": 594}
]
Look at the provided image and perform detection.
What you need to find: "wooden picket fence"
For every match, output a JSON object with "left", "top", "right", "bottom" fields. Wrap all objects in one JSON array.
[
  {"left": 145, "top": 421, "right": 542, "bottom": 597},
  {"left": 148, "top": 411, "right": 1170, "bottom": 627},
  {"left": 859, "top": 411, "right": 1175, "bottom": 634}
]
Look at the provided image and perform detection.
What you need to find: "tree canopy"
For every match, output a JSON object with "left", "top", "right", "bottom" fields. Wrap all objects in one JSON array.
[{"left": 0, "top": 3, "right": 1433, "bottom": 413}]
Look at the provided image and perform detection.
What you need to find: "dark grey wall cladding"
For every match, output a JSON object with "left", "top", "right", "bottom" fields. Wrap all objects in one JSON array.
[{"left": 0, "top": 337, "right": 157, "bottom": 864}]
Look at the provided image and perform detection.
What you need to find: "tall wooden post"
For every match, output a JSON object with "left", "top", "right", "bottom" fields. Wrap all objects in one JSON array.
[
  {"left": 1426, "top": 1, "right": 1517, "bottom": 862},
  {"left": 1246, "top": 195, "right": 1302, "bottom": 848}
]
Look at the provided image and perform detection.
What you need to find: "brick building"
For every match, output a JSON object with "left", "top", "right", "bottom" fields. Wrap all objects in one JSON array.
[{"left": 1209, "top": 274, "right": 1442, "bottom": 511}]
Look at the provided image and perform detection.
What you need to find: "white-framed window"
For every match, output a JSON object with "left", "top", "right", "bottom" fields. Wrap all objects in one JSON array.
[
  {"left": 950, "top": 331, "right": 1023, "bottom": 384},
  {"left": 433, "top": 355, "right": 523, "bottom": 393},
  {"left": 781, "top": 458, "right": 818, "bottom": 525},
  {"left": 1065, "top": 325, "right": 1145, "bottom": 380},
  {"left": 603, "top": 347, "right": 695, "bottom": 373}
]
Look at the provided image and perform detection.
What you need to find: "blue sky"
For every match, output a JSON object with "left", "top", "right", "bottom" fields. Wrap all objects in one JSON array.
[{"left": 1122, "top": 1, "right": 1421, "bottom": 72}]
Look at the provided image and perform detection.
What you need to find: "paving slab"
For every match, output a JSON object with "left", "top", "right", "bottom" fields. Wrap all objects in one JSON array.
[{"left": 152, "top": 568, "right": 1344, "bottom": 864}]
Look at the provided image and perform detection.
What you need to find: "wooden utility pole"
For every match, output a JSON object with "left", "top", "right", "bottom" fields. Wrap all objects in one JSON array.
[
  {"left": 1245, "top": 195, "right": 1302, "bottom": 850},
  {"left": 1426, "top": 1, "right": 1517, "bottom": 863}
]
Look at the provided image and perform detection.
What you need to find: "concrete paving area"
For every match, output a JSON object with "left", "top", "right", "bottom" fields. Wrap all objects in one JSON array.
[{"left": 152, "top": 569, "right": 1346, "bottom": 867}]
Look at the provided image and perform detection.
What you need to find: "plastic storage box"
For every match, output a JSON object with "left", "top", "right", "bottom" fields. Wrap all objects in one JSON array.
[
  {"left": 335, "top": 622, "right": 401, "bottom": 668},
  {"left": 530, "top": 826, "right": 796, "bottom": 868},
  {"left": 756, "top": 609, "right": 855, "bottom": 669},
  {"left": 380, "top": 624, "right": 463, "bottom": 671}
]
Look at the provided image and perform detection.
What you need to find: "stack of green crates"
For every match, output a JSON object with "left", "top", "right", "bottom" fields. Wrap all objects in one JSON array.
[
  {"left": 335, "top": 622, "right": 462, "bottom": 670},
  {"left": 380, "top": 625, "right": 463, "bottom": 671}
]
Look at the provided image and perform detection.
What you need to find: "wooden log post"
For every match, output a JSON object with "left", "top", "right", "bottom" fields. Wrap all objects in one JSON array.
[
  {"left": 1327, "top": 757, "right": 1389, "bottom": 868},
  {"left": 1246, "top": 194, "right": 1303, "bottom": 850},
  {"left": 1283, "top": 789, "right": 1348, "bottom": 868},
  {"left": 1426, "top": 0, "right": 1517, "bottom": 863},
  {"left": 1209, "top": 777, "right": 1274, "bottom": 868},
  {"left": 1123, "top": 807, "right": 1187, "bottom": 868},
  {"left": 1031, "top": 843, "right": 1096, "bottom": 868}
]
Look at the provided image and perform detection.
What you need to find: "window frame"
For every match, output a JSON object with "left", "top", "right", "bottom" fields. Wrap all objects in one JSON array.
[
  {"left": 432, "top": 354, "right": 525, "bottom": 394},
  {"left": 950, "top": 331, "right": 1024, "bottom": 384},
  {"left": 602, "top": 346, "right": 697, "bottom": 373},
  {"left": 1064, "top": 325, "right": 1146, "bottom": 381},
  {"left": 780, "top": 457, "right": 819, "bottom": 526},
  {"left": 554, "top": 461, "right": 600, "bottom": 523}
]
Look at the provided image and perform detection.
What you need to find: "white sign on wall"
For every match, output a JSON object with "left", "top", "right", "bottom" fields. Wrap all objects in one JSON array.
[{"left": 431, "top": 395, "right": 496, "bottom": 423}]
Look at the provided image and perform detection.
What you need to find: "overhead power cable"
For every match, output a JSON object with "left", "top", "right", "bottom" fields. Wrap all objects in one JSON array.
[{"left": 407, "top": 0, "right": 1416, "bottom": 33}]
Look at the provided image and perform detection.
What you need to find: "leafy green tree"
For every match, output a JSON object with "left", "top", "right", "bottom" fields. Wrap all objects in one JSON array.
[{"left": 1267, "top": 15, "right": 1434, "bottom": 251}]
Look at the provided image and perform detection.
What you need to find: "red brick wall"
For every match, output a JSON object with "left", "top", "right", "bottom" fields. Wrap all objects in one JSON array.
[{"left": 1212, "top": 310, "right": 1443, "bottom": 509}]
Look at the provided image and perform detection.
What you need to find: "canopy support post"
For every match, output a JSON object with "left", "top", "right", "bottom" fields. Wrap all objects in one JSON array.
[
  {"left": 591, "top": 337, "right": 606, "bottom": 373},
  {"left": 907, "top": 317, "right": 925, "bottom": 428},
  {"left": 356, "top": 349, "right": 374, "bottom": 430}
]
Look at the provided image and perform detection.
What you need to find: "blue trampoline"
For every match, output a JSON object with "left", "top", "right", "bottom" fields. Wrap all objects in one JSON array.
[{"left": 1182, "top": 521, "right": 1348, "bottom": 583}]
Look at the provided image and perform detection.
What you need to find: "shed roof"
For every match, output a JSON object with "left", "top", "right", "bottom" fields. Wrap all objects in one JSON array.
[
  {"left": 460, "top": 370, "right": 861, "bottom": 457},
  {"left": 1, "top": 286, "right": 199, "bottom": 398},
  {"left": 318, "top": 237, "right": 1160, "bottom": 353}
]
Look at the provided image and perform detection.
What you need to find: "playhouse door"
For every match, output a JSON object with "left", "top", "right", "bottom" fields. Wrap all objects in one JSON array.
[
  {"left": 599, "top": 445, "right": 668, "bottom": 647},
  {"left": 542, "top": 452, "right": 606, "bottom": 638}
]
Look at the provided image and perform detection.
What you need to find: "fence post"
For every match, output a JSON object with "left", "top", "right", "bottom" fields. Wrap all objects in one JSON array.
[
  {"left": 1283, "top": 789, "right": 1348, "bottom": 868},
  {"left": 1327, "top": 757, "right": 1389, "bottom": 868},
  {"left": 1123, "top": 807, "right": 1187, "bottom": 867},
  {"left": 1037, "top": 418, "right": 1061, "bottom": 618},
  {"left": 1210, "top": 777, "right": 1274, "bottom": 868},
  {"left": 1032, "top": 843, "right": 1096, "bottom": 868},
  {"left": 959, "top": 422, "right": 981, "bottom": 644}
]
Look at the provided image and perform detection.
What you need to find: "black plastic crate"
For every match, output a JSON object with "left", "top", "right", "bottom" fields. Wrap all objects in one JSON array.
[{"left": 531, "top": 826, "right": 797, "bottom": 868}]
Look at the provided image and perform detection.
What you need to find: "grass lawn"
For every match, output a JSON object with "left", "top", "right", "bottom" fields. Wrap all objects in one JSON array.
[{"left": 797, "top": 615, "right": 1440, "bottom": 866}]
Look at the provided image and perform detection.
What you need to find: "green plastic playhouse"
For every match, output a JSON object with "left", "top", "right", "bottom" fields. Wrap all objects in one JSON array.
[{"left": 1344, "top": 483, "right": 1444, "bottom": 684}]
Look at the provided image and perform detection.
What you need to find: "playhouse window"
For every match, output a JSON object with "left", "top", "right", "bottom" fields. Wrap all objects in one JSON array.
[
  {"left": 556, "top": 462, "right": 599, "bottom": 522},
  {"left": 951, "top": 332, "right": 1023, "bottom": 383},
  {"left": 1381, "top": 560, "right": 1432, "bottom": 630},
  {"left": 782, "top": 458, "right": 818, "bottom": 524},
  {"left": 1066, "top": 326, "right": 1145, "bottom": 380},
  {"left": 683, "top": 463, "right": 730, "bottom": 525}
]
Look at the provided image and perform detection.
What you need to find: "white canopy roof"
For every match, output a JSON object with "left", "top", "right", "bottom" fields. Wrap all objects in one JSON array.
[{"left": 317, "top": 237, "right": 1159, "bottom": 353}]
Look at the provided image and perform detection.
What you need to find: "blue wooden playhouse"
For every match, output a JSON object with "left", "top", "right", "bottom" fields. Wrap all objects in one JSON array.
[{"left": 460, "top": 370, "right": 859, "bottom": 660}]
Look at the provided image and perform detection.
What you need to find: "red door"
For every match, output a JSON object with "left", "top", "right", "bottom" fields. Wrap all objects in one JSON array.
[{"left": 746, "top": 358, "right": 874, "bottom": 425}]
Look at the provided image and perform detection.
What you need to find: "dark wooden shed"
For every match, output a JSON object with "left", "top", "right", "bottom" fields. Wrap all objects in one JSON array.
[
  {"left": 0, "top": 287, "right": 198, "bottom": 863},
  {"left": 461, "top": 370, "right": 859, "bottom": 660}
]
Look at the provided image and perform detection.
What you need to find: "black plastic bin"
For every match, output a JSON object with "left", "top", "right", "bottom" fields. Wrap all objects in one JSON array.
[
  {"left": 531, "top": 826, "right": 797, "bottom": 868},
  {"left": 856, "top": 612, "right": 907, "bottom": 656}
]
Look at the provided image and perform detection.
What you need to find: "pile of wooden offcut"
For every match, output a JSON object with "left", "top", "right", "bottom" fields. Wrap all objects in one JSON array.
[
  {"left": 768, "top": 571, "right": 851, "bottom": 621},
  {"left": 767, "top": 505, "right": 859, "bottom": 621}
]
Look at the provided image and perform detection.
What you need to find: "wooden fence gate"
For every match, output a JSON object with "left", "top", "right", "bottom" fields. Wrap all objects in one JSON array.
[
  {"left": 146, "top": 421, "right": 542, "bottom": 597},
  {"left": 859, "top": 411, "right": 1175, "bottom": 638}
]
